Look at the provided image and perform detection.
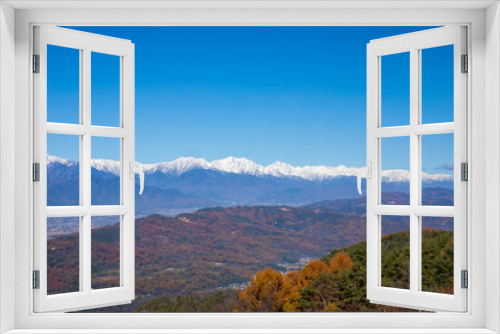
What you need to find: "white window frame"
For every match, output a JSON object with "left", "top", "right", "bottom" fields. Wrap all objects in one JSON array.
[
  {"left": 0, "top": 1, "right": 498, "bottom": 333},
  {"left": 33, "top": 26, "right": 136, "bottom": 313},
  {"left": 366, "top": 26, "right": 468, "bottom": 312}
]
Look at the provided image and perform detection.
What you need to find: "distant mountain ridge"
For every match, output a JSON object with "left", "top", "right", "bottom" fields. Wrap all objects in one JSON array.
[
  {"left": 47, "top": 155, "right": 454, "bottom": 211},
  {"left": 47, "top": 155, "right": 454, "bottom": 183}
]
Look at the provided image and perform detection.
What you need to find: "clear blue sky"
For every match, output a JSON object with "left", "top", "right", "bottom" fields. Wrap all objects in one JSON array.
[{"left": 47, "top": 26, "right": 454, "bottom": 175}]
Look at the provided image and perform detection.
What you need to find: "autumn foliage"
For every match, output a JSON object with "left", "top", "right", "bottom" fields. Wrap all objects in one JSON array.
[
  {"left": 235, "top": 252, "right": 357, "bottom": 312},
  {"left": 137, "top": 229, "right": 454, "bottom": 313},
  {"left": 234, "top": 228, "right": 454, "bottom": 313}
]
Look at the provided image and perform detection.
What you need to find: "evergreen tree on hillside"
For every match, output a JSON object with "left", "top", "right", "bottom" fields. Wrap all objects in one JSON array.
[{"left": 136, "top": 230, "right": 454, "bottom": 312}]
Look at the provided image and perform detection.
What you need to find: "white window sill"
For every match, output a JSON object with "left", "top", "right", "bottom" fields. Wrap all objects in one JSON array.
[{"left": 4, "top": 329, "right": 498, "bottom": 334}]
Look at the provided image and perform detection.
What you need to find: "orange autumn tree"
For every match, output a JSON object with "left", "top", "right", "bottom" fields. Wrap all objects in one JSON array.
[
  {"left": 282, "top": 260, "right": 330, "bottom": 311},
  {"left": 329, "top": 251, "right": 354, "bottom": 273},
  {"left": 235, "top": 254, "right": 356, "bottom": 312},
  {"left": 282, "top": 270, "right": 301, "bottom": 312},
  {"left": 234, "top": 268, "right": 285, "bottom": 312}
]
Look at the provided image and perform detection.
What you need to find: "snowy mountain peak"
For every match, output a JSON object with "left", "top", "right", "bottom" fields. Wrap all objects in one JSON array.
[
  {"left": 168, "top": 157, "right": 210, "bottom": 174},
  {"left": 47, "top": 155, "right": 75, "bottom": 166},
  {"left": 211, "top": 156, "right": 262, "bottom": 175},
  {"left": 91, "top": 159, "right": 121, "bottom": 176},
  {"left": 46, "top": 154, "right": 454, "bottom": 183},
  {"left": 268, "top": 161, "right": 293, "bottom": 170}
]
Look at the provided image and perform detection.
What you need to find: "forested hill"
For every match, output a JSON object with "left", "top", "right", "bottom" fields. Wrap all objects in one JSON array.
[
  {"left": 138, "top": 229, "right": 454, "bottom": 312},
  {"left": 47, "top": 192, "right": 453, "bottom": 312}
]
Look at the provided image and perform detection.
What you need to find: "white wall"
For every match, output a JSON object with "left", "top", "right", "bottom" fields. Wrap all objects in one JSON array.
[
  {"left": 0, "top": 2, "right": 16, "bottom": 333},
  {"left": 486, "top": 2, "right": 500, "bottom": 333}
]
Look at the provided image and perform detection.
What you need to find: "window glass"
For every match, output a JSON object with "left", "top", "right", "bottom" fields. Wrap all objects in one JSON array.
[
  {"left": 91, "top": 216, "right": 121, "bottom": 289},
  {"left": 47, "top": 133, "right": 80, "bottom": 206},
  {"left": 381, "top": 136, "right": 410, "bottom": 205},
  {"left": 421, "top": 134, "right": 454, "bottom": 206},
  {"left": 381, "top": 215, "right": 410, "bottom": 290},
  {"left": 42, "top": 25, "right": 461, "bottom": 313},
  {"left": 421, "top": 217, "right": 454, "bottom": 295},
  {"left": 381, "top": 52, "right": 410, "bottom": 127},
  {"left": 47, "top": 45, "right": 80, "bottom": 124},
  {"left": 47, "top": 217, "right": 80, "bottom": 295},
  {"left": 91, "top": 52, "right": 121, "bottom": 127},
  {"left": 421, "top": 45, "right": 454, "bottom": 124},
  {"left": 91, "top": 137, "right": 121, "bottom": 206}
]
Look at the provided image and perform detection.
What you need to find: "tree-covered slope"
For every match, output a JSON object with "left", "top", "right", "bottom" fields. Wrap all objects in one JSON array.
[{"left": 138, "top": 229, "right": 454, "bottom": 312}]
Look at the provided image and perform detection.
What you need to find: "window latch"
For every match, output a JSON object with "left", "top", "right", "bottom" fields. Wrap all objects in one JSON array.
[
  {"left": 356, "top": 162, "right": 372, "bottom": 195},
  {"left": 129, "top": 162, "right": 145, "bottom": 195}
]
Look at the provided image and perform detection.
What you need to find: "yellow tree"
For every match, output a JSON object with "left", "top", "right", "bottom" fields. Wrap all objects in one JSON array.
[
  {"left": 235, "top": 268, "right": 285, "bottom": 312},
  {"left": 297, "top": 259, "right": 330, "bottom": 288},
  {"left": 329, "top": 252, "right": 354, "bottom": 273},
  {"left": 282, "top": 270, "right": 301, "bottom": 312}
]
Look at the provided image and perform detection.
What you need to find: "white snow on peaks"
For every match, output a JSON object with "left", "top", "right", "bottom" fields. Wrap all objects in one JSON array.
[
  {"left": 91, "top": 159, "right": 121, "bottom": 176},
  {"left": 266, "top": 161, "right": 295, "bottom": 177},
  {"left": 380, "top": 169, "right": 453, "bottom": 183},
  {"left": 46, "top": 154, "right": 454, "bottom": 183},
  {"left": 211, "top": 156, "right": 264, "bottom": 175},
  {"left": 147, "top": 157, "right": 210, "bottom": 175},
  {"left": 47, "top": 155, "right": 77, "bottom": 167}
]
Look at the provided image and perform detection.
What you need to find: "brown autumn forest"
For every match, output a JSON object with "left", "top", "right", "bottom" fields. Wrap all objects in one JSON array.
[{"left": 46, "top": 190, "right": 454, "bottom": 312}]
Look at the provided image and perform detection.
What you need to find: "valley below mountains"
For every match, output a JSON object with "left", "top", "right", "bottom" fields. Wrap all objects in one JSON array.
[{"left": 47, "top": 190, "right": 453, "bottom": 312}]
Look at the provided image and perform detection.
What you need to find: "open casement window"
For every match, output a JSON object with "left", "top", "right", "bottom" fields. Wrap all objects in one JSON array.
[
  {"left": 33, "top": 26, "right": 137, "bottom": 312},
  {"left": 366, "top": 26, "right": 467, "bottom": 312}
]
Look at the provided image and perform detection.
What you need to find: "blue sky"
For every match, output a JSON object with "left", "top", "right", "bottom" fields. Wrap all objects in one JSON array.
[{"left": 47, "top": 26, "right": 454, "bottom": 175}]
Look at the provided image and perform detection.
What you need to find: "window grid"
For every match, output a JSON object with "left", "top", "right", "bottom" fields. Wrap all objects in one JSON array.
[
  {"left": 33, "top": 25, "right": 136, "bottom": 313},
  {"left": 366, "top": 26, "right": 467, "bottom": 312},
  {"left": 376, "top": 48, "right": 456, "bottom": 294},
  {"left": 44, "top": 49, "right": 126, "bottom": 295}
]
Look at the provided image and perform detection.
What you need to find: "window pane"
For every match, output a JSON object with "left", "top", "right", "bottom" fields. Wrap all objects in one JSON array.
[
  {"left": 91, "top": 216, "right": 121, "bottom": 289},
  {"left": 47, "top": 133, "right": 80, "bottom": 206},
  {"left": 381, "top": 52, "right": 410, "bottom": 127},
  {"left": 47, "top": 217, "right": 80, "bottom": 295},
  {"left": 421, "top": 133, "right": 454, "bottom": 206},
  {"left": 91, "top": 52, "right": 120, "bottom": 127},
  {"left": 381, "top": 136, "right": 410, "bottom": 205},
  {"left": 421, "top": 45, "right": 454, "bottom": 124},
  {"left": 91, "top": 137, "right": 121, "bottom": 206},
  {"left": 47, "top": 45, "right": 80, "bottom": 124},
  {"left": 381, "top": 215, "right": 410, "bottom": 290},
  {"left": 421, "top": 217, "right": 454, "bottom": 295}
]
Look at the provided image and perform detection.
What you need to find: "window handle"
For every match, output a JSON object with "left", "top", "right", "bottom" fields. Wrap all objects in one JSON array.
[
  {"left": 356, "top": 162, "right": 372, "bottom": 195},
  {"left": 130, "top": 162, "right": 145, "bottom": 195}
]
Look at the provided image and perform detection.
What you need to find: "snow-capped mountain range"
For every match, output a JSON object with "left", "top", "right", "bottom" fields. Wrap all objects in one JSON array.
[{"left": 47, "top": 155, "right": 453, "bottom": 183}]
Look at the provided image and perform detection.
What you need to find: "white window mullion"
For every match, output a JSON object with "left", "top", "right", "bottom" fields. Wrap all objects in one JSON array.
[
  {"left": 409, "top": 47, "right": 420, "bottom": 295},
  {"left": 33, "top": 26, "right": 49, "bottom": 300},
  {"left": 46, "top": 123, "right": 130, "bottom": 138},
  {"left": 121, "top": 46, "right": 135, "bottom": 296},
  {"left": 453, "top": 26, "right": 468, "bottom": 305},
  {"left": 119, "top": 54, "right": 125, "bottom": 288},
  {"left": 78, "top": 47, "right": 84, "bottom": 293},
  {"left": 366, "top": 44, "right": 380, "bottom": 299},
  {"left": 373, "top": 205, "right": 455, "bottom": 217},
  {"left": 82, "top": 47, "right": 92, "bottom": 295},
  {"left": 413, "top": 123, "right": 454, "bottom": 135}
]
